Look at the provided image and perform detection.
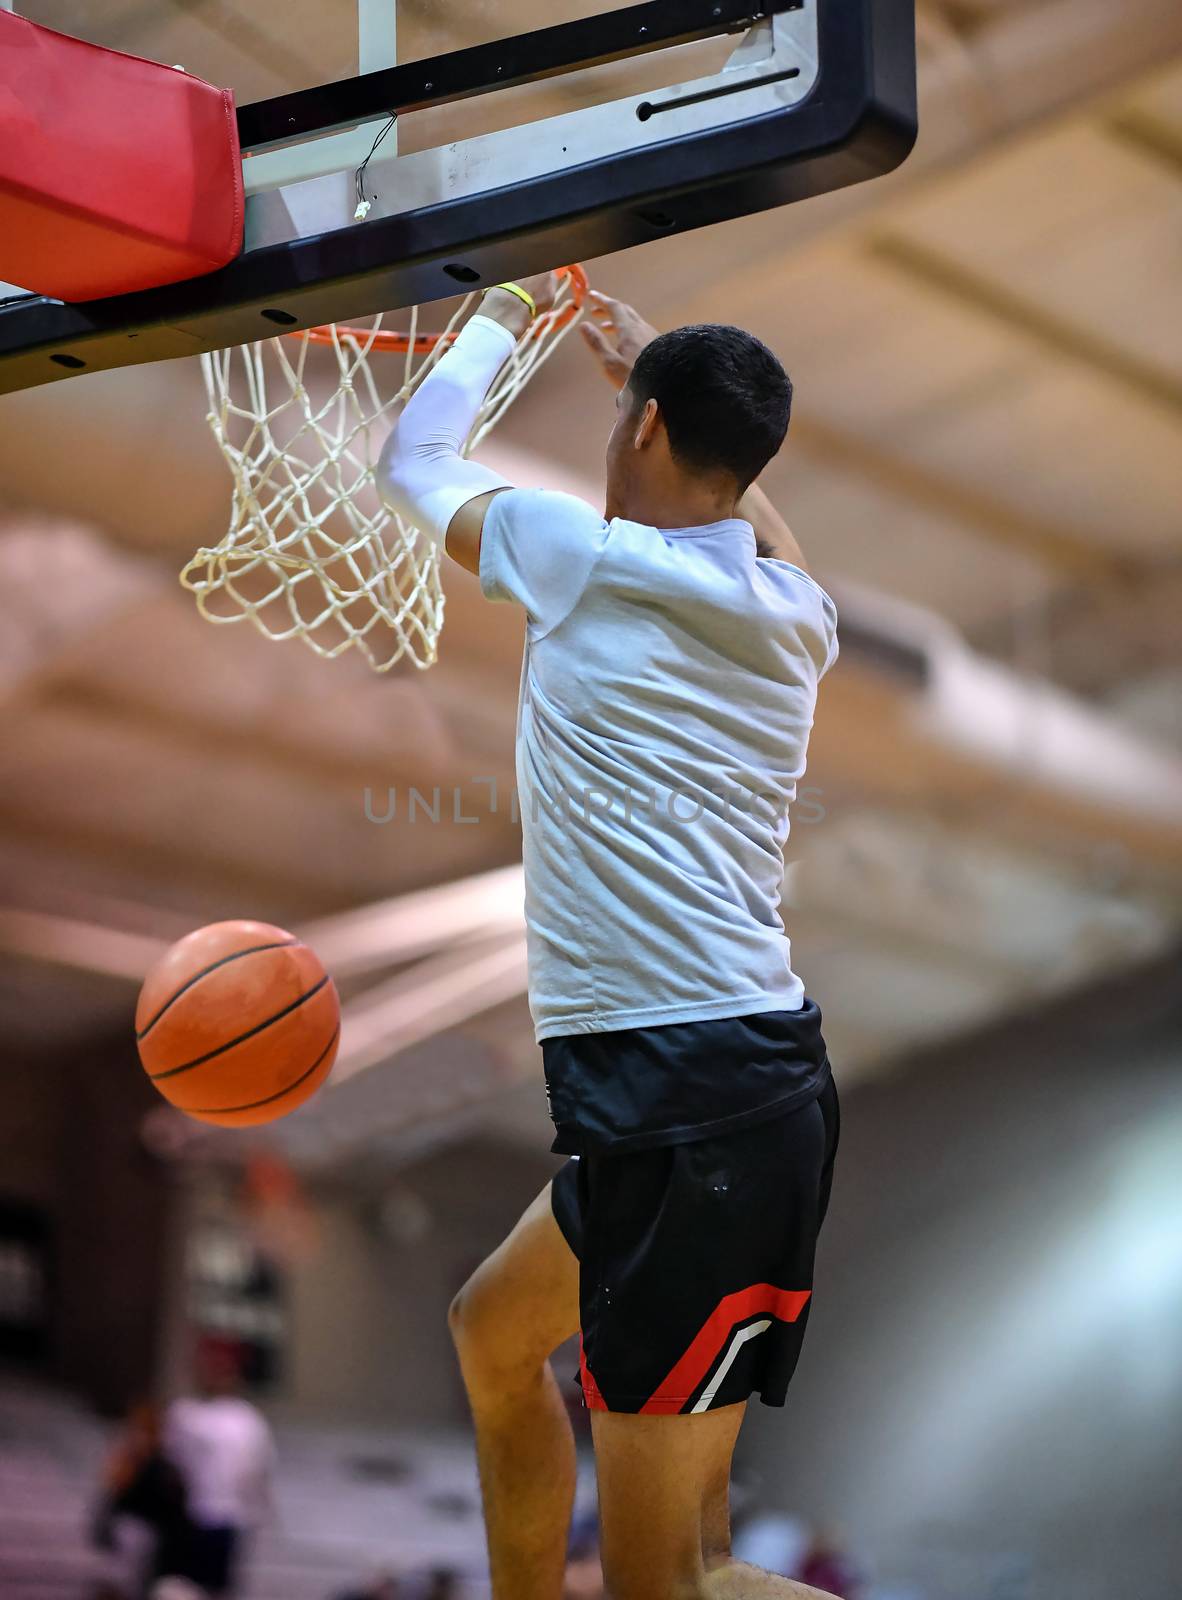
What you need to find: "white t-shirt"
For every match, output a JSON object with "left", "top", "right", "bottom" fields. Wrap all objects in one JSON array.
[
  {"left": 479, "top": 489, "right": 838, "bottom": 1041},
  {"left": 164, "top": 1396, "right": 274, "bottom": 1530}
]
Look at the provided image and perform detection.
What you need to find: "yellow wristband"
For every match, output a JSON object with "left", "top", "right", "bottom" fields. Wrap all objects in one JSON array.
[{"left": 491, "top": 281, "right": 537, "bottom": 320}]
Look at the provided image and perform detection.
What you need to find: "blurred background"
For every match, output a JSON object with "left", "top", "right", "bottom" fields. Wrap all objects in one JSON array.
[{"left": 1, "top": 2, "right": 1181, "bottom": 1598}]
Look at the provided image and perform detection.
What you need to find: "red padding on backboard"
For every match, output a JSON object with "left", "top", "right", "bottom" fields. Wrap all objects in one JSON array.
[{"left": 0, "top": 12, "right": 243, "bottom": 302}]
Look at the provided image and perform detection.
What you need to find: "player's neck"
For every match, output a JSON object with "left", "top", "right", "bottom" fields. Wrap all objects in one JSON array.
[{"left": 606, "top": 480, "right": 740, "bottom": 530}]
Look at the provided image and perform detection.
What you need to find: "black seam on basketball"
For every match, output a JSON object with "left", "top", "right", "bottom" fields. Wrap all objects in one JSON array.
[
  {"left": 137, "top": 939, "right": 300, "bottom": 1039},
  {"left": 186, "top": 1025, "right": 340, "bottom": 1116},
  {"left": 148, "top": 974, "right": 331, "bottom": 1079}
]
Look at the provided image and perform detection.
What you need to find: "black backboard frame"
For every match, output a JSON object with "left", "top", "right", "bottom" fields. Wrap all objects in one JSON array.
[{"left": 0, "top": 0, "right": 916, "bottom": 395}]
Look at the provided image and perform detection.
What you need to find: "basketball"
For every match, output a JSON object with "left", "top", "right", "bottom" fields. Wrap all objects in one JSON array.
[{"left": 135, "top": 921, "right": 340, "bottom": 1127}]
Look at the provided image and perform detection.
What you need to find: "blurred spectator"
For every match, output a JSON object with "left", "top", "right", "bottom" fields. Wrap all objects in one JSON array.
[
  {"left": 420, "top": 1570, "right": 460, "bottom": 1600},
  {"left": 334, "top": 1573, "right": 402, "bottom": 1600},
  {"left": 562, "top": 1547, "right": 605, "bottom": 1598},
  {"left": 798, "top": 1527, "right": 861, "bottom": 1599},
  {"left": 93, "top": 1400, "right": 192, "bottom": 1599},
  {"left": 562, "top": 1510, "right": 604, "bottom": 1599},
  {"left": 163, "top": 1344, "right": 274, "bottom": 1599},
  {"left": 150, "top": 1583, "right": 209, "bottom": 1600},
  {"left": 731, "top": 1510, "right": 809, "bottom": 1578}
]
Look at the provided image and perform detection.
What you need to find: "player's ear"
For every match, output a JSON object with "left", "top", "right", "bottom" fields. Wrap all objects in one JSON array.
[{"left": 633, "top": 396, "right": 660, "bottom": 450}]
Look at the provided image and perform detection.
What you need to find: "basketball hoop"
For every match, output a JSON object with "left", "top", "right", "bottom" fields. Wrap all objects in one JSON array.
[{"left": 184, "top": 266, "right": 588, "bottom": 672}]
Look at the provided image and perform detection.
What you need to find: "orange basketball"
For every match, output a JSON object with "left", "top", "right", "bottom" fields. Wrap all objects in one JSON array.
[{"left": 135, "top": 920, "right": 340, "bottom": 1127}]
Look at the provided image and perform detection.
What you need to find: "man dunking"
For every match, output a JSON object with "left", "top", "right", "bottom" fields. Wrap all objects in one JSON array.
[{"left": 379, "top": 277, "right": 841, "bottom": 1600}]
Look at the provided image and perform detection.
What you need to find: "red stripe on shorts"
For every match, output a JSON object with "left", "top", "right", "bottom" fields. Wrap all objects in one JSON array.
[
  {"left": 579, "top": 1333, "right": 609, "bottom": 1411},
  {"left": 639, "top": 1283, "right": 811, "bottom": 1415}
]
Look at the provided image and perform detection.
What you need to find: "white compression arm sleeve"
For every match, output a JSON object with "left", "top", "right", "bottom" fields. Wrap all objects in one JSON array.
[{"left": 377, "top": 313, "right": 518, "bottom": 547}]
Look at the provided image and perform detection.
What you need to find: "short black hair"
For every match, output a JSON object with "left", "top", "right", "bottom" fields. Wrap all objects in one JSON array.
[{"left": 627, "top": 323, "right": 792, "bottom": 492}]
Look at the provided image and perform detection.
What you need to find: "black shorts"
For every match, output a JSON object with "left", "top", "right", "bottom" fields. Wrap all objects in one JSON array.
[
  {"left": 550, "top": 1073, "right": 839, "bottom": 1414},
  {"left": 175, "top": 1524, "right": 240, "bottom": 1596}
]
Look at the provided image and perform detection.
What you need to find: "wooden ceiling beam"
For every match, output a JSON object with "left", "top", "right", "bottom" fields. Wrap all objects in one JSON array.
[
  {"left": 787, "top": 414, "right": 1135, "bottom": 585},
  {"left": 1104, "top": 110, "right": 1182, "bottom": 178},
  {"left": 866, "top": 232, "right": 1182, "bottom": 424},
  {"left": 630, "top": 0, "right": 1182, "bottom": 326}
]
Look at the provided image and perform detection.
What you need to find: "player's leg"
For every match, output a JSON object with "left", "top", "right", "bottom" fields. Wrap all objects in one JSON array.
[
  {"left": 699, "top": 1425, "right": 737, "bottom": 1567},
  {"left": 706, "top": 1085, "right": 843, "bottom": 1599},
  {"left": 592, "top": 1346, "right": 811, "bottom": 1588},
  {"left": 592, "top": 1401, "right": 743, "bottom": 1598},
  {"left": 582, "top": 1083, "right": 842, "bottom": 1599},
  {"left": 448, "top": 1179, "right": 580, "bottom": 1600},
  {"left": 703, "top": 1561, "right": 842, "bottom": 1599},
  {"left": 697, "top": 1424, "right": 840, "bottom": 1599},
  {"left": 593, "top": 1405, "right": 839, "bottom": 1600}
]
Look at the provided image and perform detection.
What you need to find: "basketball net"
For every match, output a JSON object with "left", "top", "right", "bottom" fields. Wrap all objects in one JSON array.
[{"left": 184, "top": 267, "right": 587, "bottom": 672}]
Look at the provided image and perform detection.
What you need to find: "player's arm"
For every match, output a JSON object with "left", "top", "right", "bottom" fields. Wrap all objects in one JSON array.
[
  {"left": 580, "top": 291, "right": 808, "bottom": 570},
  {"left": 736, "top": 480, "right": 809, "bottom": 572},
  {"left": 377, "top": 274, "right": 559, "bottom": 577}
]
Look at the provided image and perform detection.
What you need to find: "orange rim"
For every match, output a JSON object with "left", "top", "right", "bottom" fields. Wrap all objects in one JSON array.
[{"left": 294, "top": 265, "right": 589, "bottom": 353}]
